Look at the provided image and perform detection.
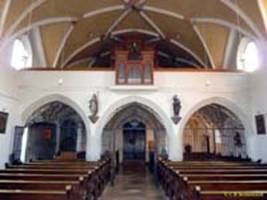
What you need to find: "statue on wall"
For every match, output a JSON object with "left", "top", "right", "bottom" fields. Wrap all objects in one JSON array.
[
  {"left": 171, "top": 95, "right": 181, "bottom": 124},
  {"left": 89, "top": 93, "right": 99, "bottom": 123}
]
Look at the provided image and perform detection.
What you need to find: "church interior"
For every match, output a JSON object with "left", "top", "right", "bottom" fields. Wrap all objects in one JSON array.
[{"left": 1, "top": 0, "right": 267, "bottom": 199}]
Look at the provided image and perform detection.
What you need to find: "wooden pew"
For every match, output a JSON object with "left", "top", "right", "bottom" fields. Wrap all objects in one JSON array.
[
  {"left": 183, "top": 174, "right": 267, "bottom": 181},
  {"left": 0, "top": 189, "right": 73, "bottom": 200},
  {"left": 0, "top": 173, "right": 86, "bottom": 181},
  {"left": 197, "top": 190, "right": 267, "bottom": 200},
  {"left": 0, "top": 180, "right": 84, "bottom": 199},
  {"left": 157, "top": 159, "right": 267, "bottom": 200},
  {"left": 6, "top": 164, "right": 109, "bottom": 196},
  {"left": 0, "top": 158, "right": 111, "bottom": 200},
  {"left": 7, "top": 161, "right": 111, "bottom": 194}
]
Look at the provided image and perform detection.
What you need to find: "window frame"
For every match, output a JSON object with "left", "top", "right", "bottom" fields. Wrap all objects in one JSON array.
[
  {"left": 10, "top": 35, "right": 33, "bottom": 70},
  {"left": 236, "top": 37, "right": 260, "bottom": 72}
]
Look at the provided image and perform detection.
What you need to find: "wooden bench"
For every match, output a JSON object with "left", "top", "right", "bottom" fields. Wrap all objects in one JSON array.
[
  {"left": 197, "top": 190, "right": 267, "bottom": 200},
  {"left": 0, "top": 189, "right": 73, "bottom": 200},
  {"left": 0, "top": 158, "right": 111, "bottom": 200},
  {"left": 0, "top": 180, "right": 84, "bottom": 199},
  {"left": 157, "top": 159, "right": 267, "bottom": 200}
]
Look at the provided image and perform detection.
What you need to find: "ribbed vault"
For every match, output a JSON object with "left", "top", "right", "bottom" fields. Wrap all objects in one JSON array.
[{"left": 0, "top": 0, "right": 266, "bottom": 69}]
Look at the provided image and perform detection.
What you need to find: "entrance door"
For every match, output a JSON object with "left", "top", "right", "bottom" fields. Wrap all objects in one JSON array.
[{"left": 123, "top": 121, "right": 146, "bottom": 161}]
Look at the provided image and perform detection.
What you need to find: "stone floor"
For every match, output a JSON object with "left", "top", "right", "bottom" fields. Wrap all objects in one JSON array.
[{"left": 100, "top": 164, "right": 167, "bottom": 200}]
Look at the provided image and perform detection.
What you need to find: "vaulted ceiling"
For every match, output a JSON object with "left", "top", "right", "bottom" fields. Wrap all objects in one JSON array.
[{"left": 0, "top": 0, "right": 266, "bottom": 69}]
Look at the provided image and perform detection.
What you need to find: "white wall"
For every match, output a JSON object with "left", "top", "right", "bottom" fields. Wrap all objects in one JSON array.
[
  {"left": 0, "top": 60, "right": 19, "bottom": 168},
  {"left": 15, "top": 70, "right": 254, "bottom": 161},
  {"left": 247, "top": 41, "right": 267, "bottom": 162}
]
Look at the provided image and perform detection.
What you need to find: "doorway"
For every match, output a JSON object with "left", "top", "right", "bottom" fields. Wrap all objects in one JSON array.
[{"left": 123, "top": 121, "right": 146, "bottom": 162}]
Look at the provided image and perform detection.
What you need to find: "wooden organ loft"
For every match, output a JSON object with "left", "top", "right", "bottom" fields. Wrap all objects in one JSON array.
[{"left": 115, "top": 38, "right": 154, "bottom": 85}]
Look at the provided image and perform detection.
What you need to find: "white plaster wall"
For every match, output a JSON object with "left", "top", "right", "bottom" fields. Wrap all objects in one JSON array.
[
  {"left": 247, "top": 41, "right": 267, "bottom": 162},
  {"left": 15, "top": 70, "right": 254, "bottom": 161},
  {"left": 0, "top": 62, "right": 19, "bottom": 168}
]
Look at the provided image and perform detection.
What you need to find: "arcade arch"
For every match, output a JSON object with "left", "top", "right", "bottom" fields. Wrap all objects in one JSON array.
[
  {"left": 183, "top": 103, "right": 247, "bottom": 159},
  {"left": 102, "top": 102, "right": 167, "bottom": 165}
]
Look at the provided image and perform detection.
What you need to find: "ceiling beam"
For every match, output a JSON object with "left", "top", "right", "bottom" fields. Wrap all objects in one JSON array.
[
  {"left": 111, "top": 28, "right": 159, "bottom": 37},
  {"left": 88, "top": 57, "right": 97, "bottom": 68},
  {"left": 5, "top": 0, "right": 47, "bottom": 36},
  {"left": 105, "top": 8, "right": 132, "bottom": 37},
  {"left": 53, "top": 24, "right": 75, "bottom": 67},
  {"left": 83, "top": 5, "right": 125, "bottom": 19},
  {"left": 175, "top": 57, "right": 200, "bottom": 68},
  {"left": 170, "top": 38, "right": 205, "bottom": 67},
  {"left": 113, "top": 29, "right": 203, "bottom": 66},
  {"left": 0, "top": 0, "right": 12, "bottom": 37},
  {"left": 193, "top": 24, "right": 215, "bottom": 68},
  {"left": 219, "top": 0, "right": 263, "bottom": 39},
  {"left": 0, "top": 17, "right": 78, "bottom": 53},
  {"left": 139, "top": 11, "right": 166, "bottom": 38},
  {"left": 61, "top": 37, "right": 101, "bottom": 67},
  {"left": 157, "top": 51, "right": 199, "bottom": 67},
  {"left": 62, "top": 28, "right": 205, "bottom": 68},
  {"left": 143, "top": 6, "right": 184, "bottom": 20},
  {"left": 67, "top": 57, "right": 93, "bottom": 68},
  {"left": 143, "top": 5, "right": 255, "bottom": 39},
  {"left": 192, "top": 17, "right": 255, "bottom": 39}
]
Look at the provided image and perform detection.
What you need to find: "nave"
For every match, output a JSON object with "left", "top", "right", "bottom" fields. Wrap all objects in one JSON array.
[{"left": 101, "top": 162, "right": 166, "bottom": 200}]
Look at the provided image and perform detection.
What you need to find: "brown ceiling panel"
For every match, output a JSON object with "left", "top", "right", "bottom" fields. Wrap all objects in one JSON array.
[
  {"left": 237, "top": 0, "right": 266, "bottom": 33},
  {"left": 114, "top": 11, "right": 154, "bottom": 33},
  {"left": 3, "top": 0, "right": 32, "bottom": 35},
  {"left": 146, "top": 0, "right": 253, "bottom": 34},
  {"left": 65, "top": 42, "right": 103, "bottom": 66},
  {"left": 146, "top": 11, "right": 206, "bottom": 62},
  {"left": 40, "top": 23, "right": 71, "bottom": 66},
  {"left": 0, "top": 0, "right": 5, "bottom": 10},
  {"left": 60, "top": 10, "right": 124, "bottom": 63},
  {"left": 196, "top": 23, "right": 229, "bottom": 69},
  {"left": 263, "top": 0, "right": 267, "bottom": 12},
  {"left": 12, "top": 0, "right": 123, "bottom": 35}
]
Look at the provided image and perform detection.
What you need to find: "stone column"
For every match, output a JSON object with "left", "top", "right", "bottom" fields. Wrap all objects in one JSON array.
[
  {"left": 168, "top": 124, "right": 183, "bottom": 161},
  {"left": 76, "top": 123, "right": 83, "bottom": 152},
  {"left": 55, "top": 121, "right": 61, "bottom": 153}
]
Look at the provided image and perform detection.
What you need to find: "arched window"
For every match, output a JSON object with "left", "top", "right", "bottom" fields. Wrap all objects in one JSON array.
[
  {"left": 237, "top": 38, "right": 260, "bottom": 72},
  {"left": 11, "top": 37, "right": 32, "bottom": 70}
]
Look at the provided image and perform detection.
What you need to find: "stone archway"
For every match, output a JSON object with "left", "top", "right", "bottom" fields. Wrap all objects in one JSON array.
[
  {"left": 19, "top": 94, "right": 89, "bottom": 161},
  {"left": 182, "top": 102, "right": 248, "bottom": 160},
  {"left": 92, "top": 96, "right": 179, "bottom": 161},
  {"left": 102, "top": 102, "right": 167, "bottom": 166}
]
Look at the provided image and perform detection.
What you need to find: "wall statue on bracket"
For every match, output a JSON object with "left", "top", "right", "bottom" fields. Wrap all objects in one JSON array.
[
  {"left": 89, "top": 93, "right": 99, "bottom": 123},
  {"left": 171, "top": 95, "right": 181, "bottom": 124}
]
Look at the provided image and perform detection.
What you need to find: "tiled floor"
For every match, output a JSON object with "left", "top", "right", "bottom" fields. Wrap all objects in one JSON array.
[{"left": 101, "top": 165, "right": 167, "bottom": 200}]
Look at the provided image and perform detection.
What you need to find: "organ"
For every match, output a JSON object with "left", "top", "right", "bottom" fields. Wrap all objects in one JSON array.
[{"left": 114, "top": 38, "right": 154, "bottom": 85}]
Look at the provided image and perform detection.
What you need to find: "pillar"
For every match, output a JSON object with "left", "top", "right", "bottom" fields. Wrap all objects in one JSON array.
[
  {"left": 168, "top": 124, "right": 183, "bottom": 161},
  {"left": 76, "top": 123, "right": 83, "bottom": 152},
  {"left": 55, "top": 121, "right": 61, "bottom": 153}
]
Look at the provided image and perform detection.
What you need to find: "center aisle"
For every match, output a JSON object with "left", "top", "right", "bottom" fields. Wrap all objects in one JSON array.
[{"left": 100, "top": 164, "right": 167, "bottom": 200}]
